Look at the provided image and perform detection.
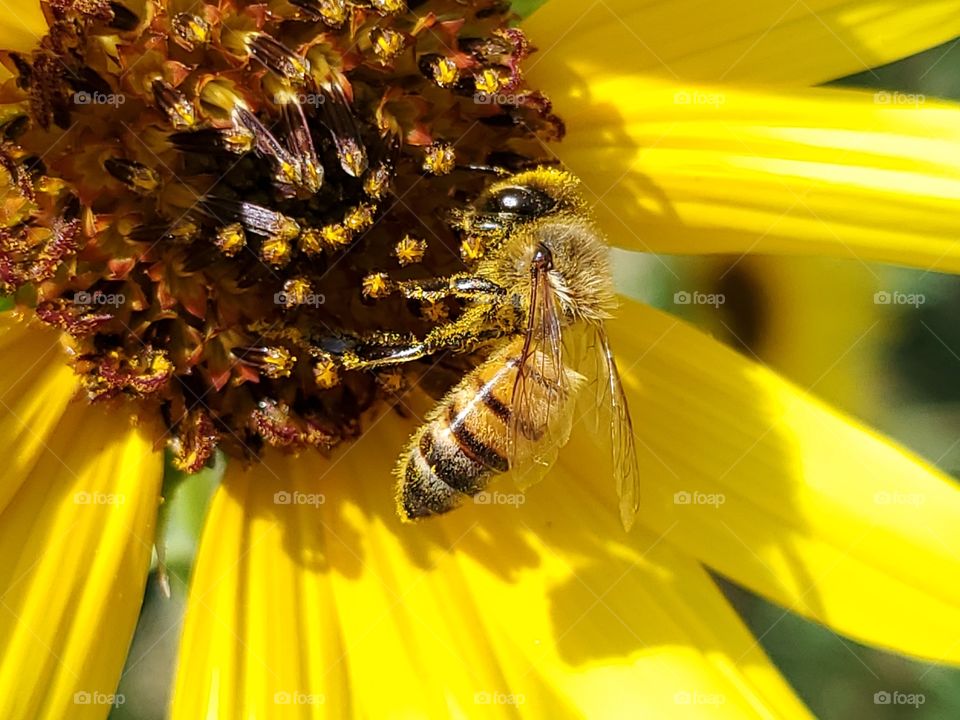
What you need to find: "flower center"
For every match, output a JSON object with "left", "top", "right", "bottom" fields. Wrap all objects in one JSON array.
[{"left": 0, "top": 0, "right": 561, "bottom": 471}]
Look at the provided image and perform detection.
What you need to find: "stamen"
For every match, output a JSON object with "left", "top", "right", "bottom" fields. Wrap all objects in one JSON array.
[
  {"left": 315, "top": 83, "right": 368, "bottom": 177},
  {"left": 312, "top": 354, "right": 340, "bottom": 389},
  {"left": 371, "top": 28, "right": 406, "bottom": 63},
  {"left": 170, "top": 410, "right": 218, "bottom": 473},
  {"left": 244, "top": 33, "right": 310, "bottom": 83},
  {"left": 171, "top": 13, "right": 211, "bottom": 51},
  {"left": 232, "top": 107, "right": 302, "bottom": 188},
  {"left": 237, "top": 346, "right": 297, "bottom": 379},
  {"left": 215, "top": 223, "right": 246, "bottom": 256},
  {"left": 363, "top": 163, "right": 393, "bottom": 199},
  {"left": 394, "top": 236, "right": 427, "bottom": 266},
  {"left": 275, "top": 90, "right": 323, "bottom": 192},
  {"left": 423, "top": 55, "right": 460, "bottom": 88},
  {"left": 362, "top": 272, "right": 392, "bottom": 299},
  {"left": 288, "top": 0, "right": 347, "bottom": 27},
  {"left": 151, "top": 79, "right": 197, "bottom": 130},
  {"left": 422, "top": 143, "right": 456, "bottom": 175},
  {"left": 344, "top": 204, "right": 376, "bottom": 232},
  {"left": 370, "top": 0, "right": 405, "bottom": 15},
  {"left": 261, "top": 234, "right": 293, "bottom": 268}
]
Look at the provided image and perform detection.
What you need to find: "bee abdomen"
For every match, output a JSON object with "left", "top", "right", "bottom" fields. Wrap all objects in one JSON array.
[{"left": 397, "top": 393, "right": 509, "bottom": 519}]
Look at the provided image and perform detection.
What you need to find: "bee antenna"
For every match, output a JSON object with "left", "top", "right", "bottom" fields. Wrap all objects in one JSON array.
[{"left": 455, "top": 163, "right": 511, "bottom": 177}]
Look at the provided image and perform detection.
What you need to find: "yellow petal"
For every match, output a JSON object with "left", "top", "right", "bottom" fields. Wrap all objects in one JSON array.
[
  {"left": 598, "top": 297, "right": 960, "bottom": 665},
  {"left": 692, "top": 255, "right": 887, "bottom": 418},
  {"left": 548, "top": 77, "right": 960, "bottom": 273},
  {"left": 0, "top": 316, "right": 163, "bottom": 720},
  {"left": 525, "top": 0, "right": 960, "bottom": 85},
  {"left": 172, "top": 422, "right": 812, "bottom": 719},
  {"left": 0, "top": 0, "right": 47, "bottom": 53}
]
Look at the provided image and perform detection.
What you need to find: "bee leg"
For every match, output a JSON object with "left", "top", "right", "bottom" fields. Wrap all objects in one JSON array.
[
  {"left": 394, "top": 274, "right": 505, "bottom": 303},
  {"left": 339, "top": 305, "right": 505, "bottom": 370}
]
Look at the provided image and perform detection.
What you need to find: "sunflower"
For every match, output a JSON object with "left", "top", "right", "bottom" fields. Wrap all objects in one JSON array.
[{"left": 2, "top": 1, "right": 960, "bottom": 718}]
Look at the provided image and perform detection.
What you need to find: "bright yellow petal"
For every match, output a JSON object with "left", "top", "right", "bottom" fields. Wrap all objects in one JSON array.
[
  {"left": 172, "top": 423, "right": 812, "bottom": 719},
  {"left": 546, "top": 77, "right": 960, "bottom": 273},
  {"left": 0, "top": 316, "right": 163, "bottom": 720},
  {"left": 526, "top": 0, "right": 960, "bottom": 85},
  {"left": 692, "top": 255, "right": 887, "bottom": 418},
  {"left": 0, "top": 1, "right": 47, "bottom": 53},
  {"left": 596, "top": 297, "right": 960, "bottom": 666}
]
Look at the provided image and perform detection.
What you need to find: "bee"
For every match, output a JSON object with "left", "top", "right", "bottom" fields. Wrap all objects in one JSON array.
[
  {"left": 330, "top": 167, "right": 639, "bottom": 529},
  {"left": 336, "top": 167, "right": 639, "bottom": 529}
]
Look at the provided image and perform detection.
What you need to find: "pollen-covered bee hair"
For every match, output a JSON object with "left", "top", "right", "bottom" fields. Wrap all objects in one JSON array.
[{"left": 337, "top": 167, "right": 640, "bottom": 530}]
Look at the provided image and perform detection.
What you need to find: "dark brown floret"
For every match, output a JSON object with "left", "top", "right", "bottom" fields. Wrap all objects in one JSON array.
[{"left": 0, "top": 0, "right": 560, "bottom": 467}]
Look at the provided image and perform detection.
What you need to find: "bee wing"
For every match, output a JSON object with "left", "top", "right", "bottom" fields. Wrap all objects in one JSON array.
[
  {"left": 506, "top": 260, "right": 584, "bottom": 490},
  {"left": 587, "top": 324, "right": 640, "bottom": 530}
]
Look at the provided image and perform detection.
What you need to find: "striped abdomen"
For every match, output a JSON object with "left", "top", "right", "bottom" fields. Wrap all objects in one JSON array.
[{"left": 396, "top": 336, "right": 578, "bottom": 520}]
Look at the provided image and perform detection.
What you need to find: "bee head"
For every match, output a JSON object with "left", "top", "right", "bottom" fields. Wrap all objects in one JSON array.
[{"left": 455, "top": 167, "right": 586, "bottom": 239}]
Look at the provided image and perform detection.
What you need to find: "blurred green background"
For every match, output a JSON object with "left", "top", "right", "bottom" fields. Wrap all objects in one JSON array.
[{"left": 109, "top": 12, "right": 960, "bottom": 720}]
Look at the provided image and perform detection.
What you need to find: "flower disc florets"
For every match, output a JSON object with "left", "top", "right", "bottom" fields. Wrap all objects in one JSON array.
[{"left": 0, "top": 0, "right": 561, "bottom": 471}]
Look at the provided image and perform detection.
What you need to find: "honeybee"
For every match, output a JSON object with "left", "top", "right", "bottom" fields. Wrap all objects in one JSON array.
[{"left": 338, "top": 167, "right": 639, "bottom": 529}]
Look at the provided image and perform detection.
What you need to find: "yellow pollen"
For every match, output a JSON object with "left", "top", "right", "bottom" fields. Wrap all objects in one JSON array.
[
  {"left": 431, "top": 57, "right": 459, "bottom": 88},
  {"left": 261, "top": 235, "right": 293, "bottom": 267},
  {"left": 215, "top": 223, "right": 246, "bottom": 256},
  {"left": 363, "top": 165, "right": 392, "bottom": 199},
  {"left": 474, "top": 68, "right": 504, "bottom": 94},
  {"left": 371, "top": 0, "right": 405, "bottom": 14},
  {"left": 281, "top": 277, "right": 312, "bottom": 307},
  {"left": 298, "top": 228, "right": 322, "bottom": 255},
  {"left": 340, "top": 140, "right": 368, "bottom": 177},
  {"left": 394, "top": 235, "right": 426, "bottom": 266},
  {"left": 316, "top": 223, "right": 352, "bottom": 249},
  {"left": 222, "top": 126, "right": 255, "bottom": 154},
  {"left": 372, "top": 28, "right": 405, "bottom": 62},
  {"left": 275, "top": 216, "right": 302, "bottom": 241},
  {"left": 362, "top": 272, "right": 392, "bottom": 299},
  {"left": 318, "top": 0, "right": 348, "bottom": 25},
  {"left": 313, "top": 355, "right": 340, "bottom": 389},
  {"left": 460, "top": 235, "right": 484, "bottom": 261},
  {"left": 344, "top": 204, "right": 376, "bottom": 232},
  {"left": 172, "top": 13, "right": 211, "bottom": 50},
  {"left": 278, "top": 160, "right": 301, "bottom": 185},
  {"left": 423, "top": 143, "right": 456, "bottom": 175},
  {"left": 261, "top": 347, "right": 296, "bottom": 379}
]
